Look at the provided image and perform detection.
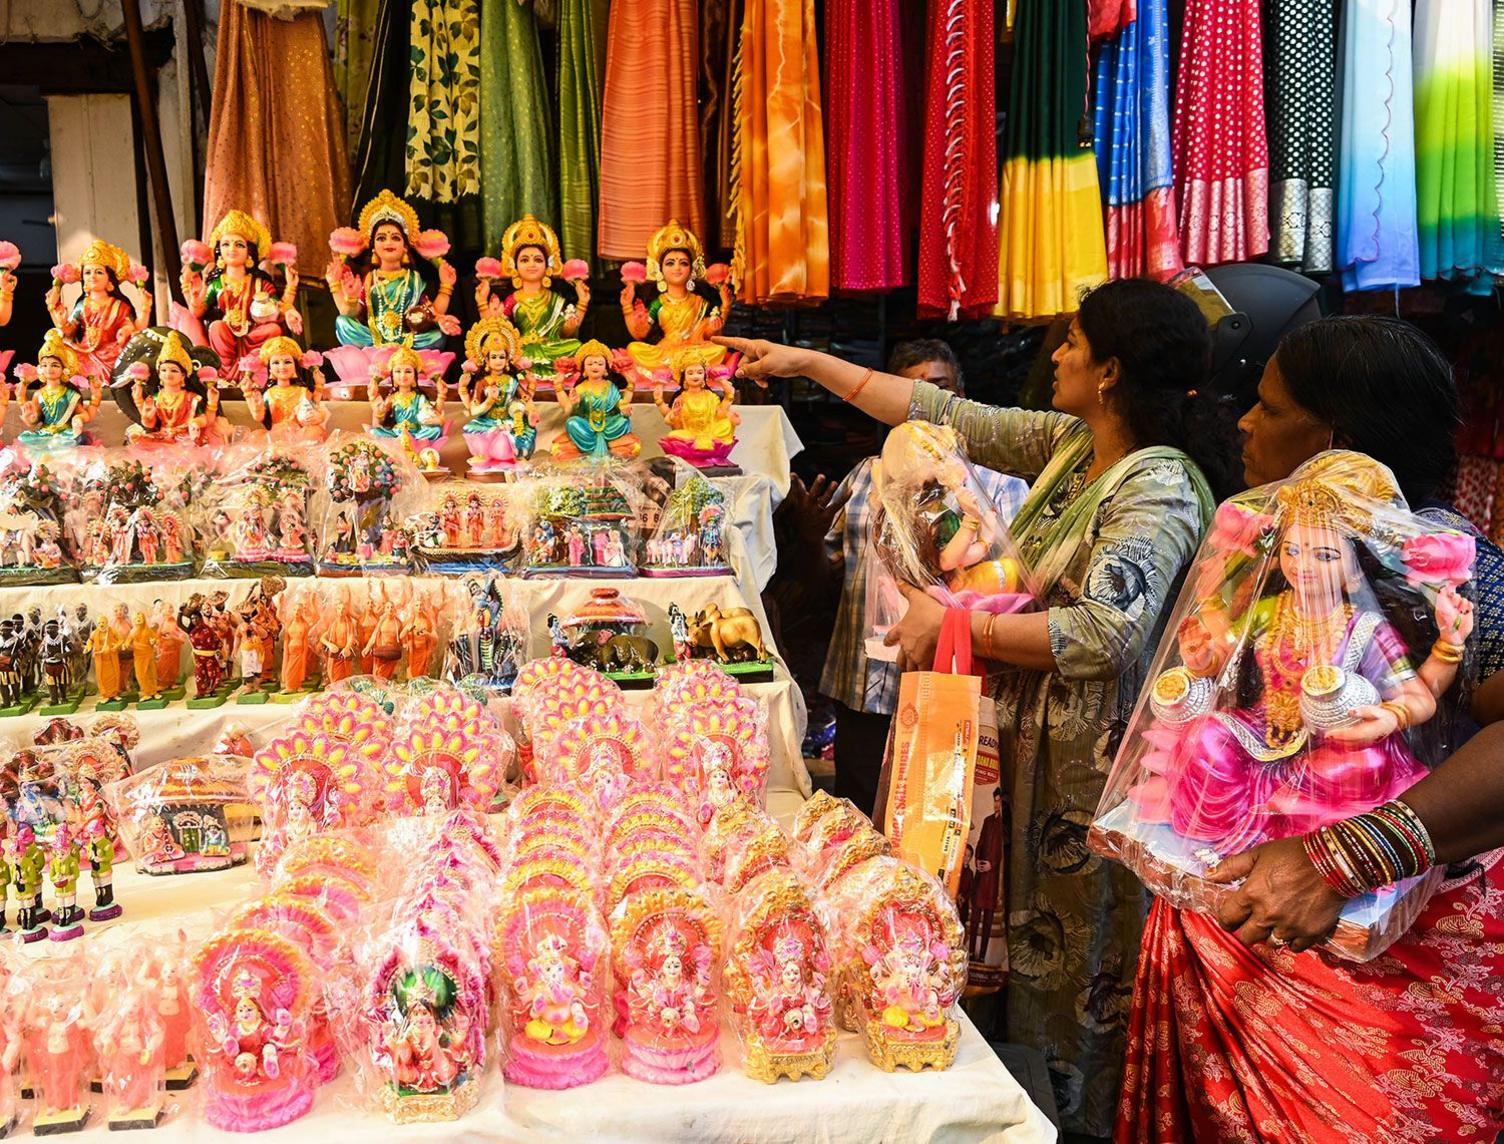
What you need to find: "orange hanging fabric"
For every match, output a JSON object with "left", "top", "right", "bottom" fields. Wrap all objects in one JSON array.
[
  {"left": 597, "top": 0, "right": 707, "bottom": 262},
  {"left": 730, "top": 0, "right": 830, "bottom": 305}
]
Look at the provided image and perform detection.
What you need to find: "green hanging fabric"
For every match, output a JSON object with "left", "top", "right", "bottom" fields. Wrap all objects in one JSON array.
[
  {"left": 407, "top": 0, "right": 484, "bottom": 246},
  {"left": 480, "top": 0, "right": 558, "bottom": 254},
  {"left": 556, "top": 0, "right": 609, "bottom": 268},
  {"left": 335, "top": 0, "right": 382, "bottom": 159}
]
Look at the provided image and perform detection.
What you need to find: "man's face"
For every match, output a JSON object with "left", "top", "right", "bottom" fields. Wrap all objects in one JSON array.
[{"left": 895, "top": 357, "right": 960, "bottom": 396}]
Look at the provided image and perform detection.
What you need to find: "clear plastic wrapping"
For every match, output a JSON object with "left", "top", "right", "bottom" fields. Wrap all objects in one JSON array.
[
  {"left": 1090, "top": 452, "right": 1473, "bottom": 961},
  {"left": 197, "top": 441, "right": 318, "bottom": 578},
  {"left": 68, "top": 450, "right": 198, "bottom": 584},
  {"left": 520, "top": 465, "right": 640, "bottom": 577},
  {"left": 640, "top": 473, "right": 731, "bottom": 577},
  {"left": 405, "top": 481, "right": 524, "bottom": 573},
  {"left": 314, "top": 432, "right": 421, "bottom": 577},
  {"left": 0, "top": 456, "right": 79, "bottom": 585},
  {"left": 105, "top": 754, "right": 258, "bottom": 875},
  {"left": 441, "top": 574, "right": 527, "bottom": 695},
  {"left": 662, "top": 695, "right": 771, "bottom": 827},
  {"left": 864, "top": 421, "right": 1037, "bottom": 662}
]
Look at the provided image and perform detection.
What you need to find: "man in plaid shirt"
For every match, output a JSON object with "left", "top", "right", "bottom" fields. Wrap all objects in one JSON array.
[{"left": 797, "top": 341, "right": 1027, "bottom": 815}]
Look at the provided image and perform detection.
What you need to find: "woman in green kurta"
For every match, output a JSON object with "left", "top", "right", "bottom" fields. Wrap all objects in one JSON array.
[{"left": 718, "top": 280, "right": 1237, "bottom": 1137}]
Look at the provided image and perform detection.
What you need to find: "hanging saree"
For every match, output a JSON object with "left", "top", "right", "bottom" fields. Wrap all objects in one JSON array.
[
  {"left": 597, "top": 0, "right": 707, "bottom": 261},
  {"left": 824, "top": 0, "right": 910, "bottom": 292},
  {"left": 480, "top": 0, "right": 557, "bottom": 253},
  {"left": 731, "top": 0, "right": 830, "bottom": 305},
  {"left": 557, "top": 0, "right": 608, "bottom": 270},
  {"left": 910, "top": 385, "right": 1213, "bottom": 1137},
  {"left": 407, "top": 0, "right": 483, "bottom": 247},
  {"left": 1264, "top": 0, "right": 1337, "bottom": 273},
  {"left": 352, "top": 0, "right": 409, "bottom": 209},
  {"left": 997, "top": 0, "right": 1108, "bottom": 320},
  {"left": 1116, "top": 874, "right": 1504, "bottom": 1143},
  {"left": 1091, "top": 0, "right": 1183, "bottom": 281},
  {"left": 1414, "top": 0, "right": 1504, "bottom": 289},
  {"left": 335, "top": 0, "right": 381, "bottom": 159},
  {"left": 204, "top": 2, "right": 351, "bottom": 277},
  {"left": 1172, "top": 0, "right": 1270, "bottom": 266},
  {"left": 702, "top": 0, "right": 742, "bottom": 249},
  {"left": 917, "top": 0, "right": 998, "bottom": 319},
  {"left": 1336, "top": 0, "right": 1420, "bottom": 291}
]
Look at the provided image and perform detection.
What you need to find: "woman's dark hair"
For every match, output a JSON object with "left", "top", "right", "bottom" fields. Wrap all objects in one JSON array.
[
  {"left": 1077, "top": 278, "right": 1241, "bottom": 500},
  {"left": 1271, "top": 316, "right": 1460, "bottom": 506}
]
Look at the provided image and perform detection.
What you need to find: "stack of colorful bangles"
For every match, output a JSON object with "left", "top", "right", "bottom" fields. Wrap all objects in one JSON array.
[{"left": 1302, "top": 799, "right": 1437, "bottom": 899}]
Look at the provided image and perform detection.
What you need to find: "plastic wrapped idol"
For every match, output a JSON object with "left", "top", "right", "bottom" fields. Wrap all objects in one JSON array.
[
  {"left": 549, "top": 588, "right": 660, "bottom": 686},
  {"left": 1091, "top": 451, "right": 1475, "bottom": 960},
  {"left": 663, "top": 694, "right": 771, "bottom": 829},
  {"left": 248, "top": 726, "right": 381, "bottom": 876},
  {"left": 442, "top": 574, "right": 526, "bottom": 695},
  {"left": 92, "top": 980, "right": 167, "bottom": 1129},
  {"left": 198, "top": 442, "right": 318, "bottom": 578},
  {"left": 68, "top": 451, "right": 197, "bottom": 584},
  {"left": 192, "top": 928, "right": 318, "bottom": 1131},
  {"left": 0, "top": 966, "right": 23, "bottom": 1135},
  {"left": 517, "top": 668, "right": 624, "bottom": 777},
  {"left": 724, "top": 867, "right": 837, "bottom": 1082},
  {"left": 405, "top": 481, "right": 523, "bottom": 573},
  {"left": 315, "top": 432, "right": 420, "bottom": 577},
  {"left": 641, "top": 473, "right": 731, "bottom": 576},
  {"left": 384, "top": 685, "right": 511, "bottom": 816},
  {"left": 21, "top": 954, "right": 96, "bottom": 1132},
  {"left": 536, "top": 707, "right": 656, "bottom": 811},
  {"left": 0, "top": 458, "right": 79, "bottom": 585},
  {"left": 828, "top": 857, "right": 967, "bottom": 1072},
  {"left": 521, "top": 466, "right": 639, "bottom": 576},
  {"left": 106, "top": 755, "right": 258, "bottom": 875},
  {"left": 866, "top": 420, "right": 1037, "bottom": 662}
]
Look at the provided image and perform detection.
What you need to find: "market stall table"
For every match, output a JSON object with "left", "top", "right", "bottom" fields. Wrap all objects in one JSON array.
[{"left": 18, "top": 862, "right": 1052, "bottom": 1144}]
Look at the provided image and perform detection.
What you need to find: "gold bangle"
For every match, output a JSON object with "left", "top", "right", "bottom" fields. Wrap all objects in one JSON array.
[
  {"left": 1431, "top": 639, "right": 1464, "bottom": 665},
  {"left": 1380, "top": 701, "right": 1411, "bottom": 732},
  {"left": 960, "top": 517, "right": 980, "bottom": 532},
  {"left": 845, "top": 368, "right": 875, "bottom": 403},
  {"left": 983, "top": 612, "right": 1000, "bottom": 658},
  {"left": 437, "top": 285, "right": 453, "bottom": 297}
]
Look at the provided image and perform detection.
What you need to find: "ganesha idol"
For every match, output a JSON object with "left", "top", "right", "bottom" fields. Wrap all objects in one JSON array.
[
  {"left": 1098, "top": 452, "right": 1475, "bottom": 885},
  {"left": 324, "top": 189, "right": 458, "bottom": 388},
  {"left": 173, "top": 209, "right": 301, "bottom": 372}
]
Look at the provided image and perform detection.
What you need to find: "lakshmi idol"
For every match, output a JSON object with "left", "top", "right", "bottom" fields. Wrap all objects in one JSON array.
[
  {"left": 652, "top": 346, "right": 739, "bottom": 468},
  {"left": 475, "top": 214, "right": 588, "bottom": 383},
  {"left": 244, "top": 336, "right": 330, "bottom": 443},
  {"left": 622, "top": 220, "right": 733, "bottom": 388},
  {"left": 175, "top": 209, "right": 300, "bottom": 366},
  {"left": 1112, "top": 453, "right": 1475, "bottom": 866},
  {"left": 46, "top": 239, "right": 152, "bottom": 382},
  {"left": 325, "top": 190, "right": 458, "bottom": 383},
  {"left": 552, "top": 340, "right": 640, "bottom": 461},
  {"left": 459, "top": 316, "right": 536, "bottom": 473},
  {"left": 5, "top": 329, "right": 103, "bottom": 452},
  {"left": 124, "top": 330, "right": 229, "bottom": 447}
]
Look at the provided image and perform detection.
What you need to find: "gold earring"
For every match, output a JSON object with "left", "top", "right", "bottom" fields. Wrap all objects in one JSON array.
[{"left": 1096, "top": 382, "right": 1107, "bottom": 405}]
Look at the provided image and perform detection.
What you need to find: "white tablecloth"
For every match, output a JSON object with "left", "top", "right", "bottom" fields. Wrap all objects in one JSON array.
[{"left": 22, "top": 861, "right": 1053, "bottom": 1144}]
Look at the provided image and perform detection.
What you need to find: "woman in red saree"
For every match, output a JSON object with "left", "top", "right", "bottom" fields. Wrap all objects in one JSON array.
[{"left": 1116, "top": 317, "right": 1504, "bottom": 1141}]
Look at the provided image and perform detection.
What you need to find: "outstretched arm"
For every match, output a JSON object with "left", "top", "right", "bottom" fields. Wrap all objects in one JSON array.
[{"left": 715, "top": 337, "right": 914, "bottom": 426}]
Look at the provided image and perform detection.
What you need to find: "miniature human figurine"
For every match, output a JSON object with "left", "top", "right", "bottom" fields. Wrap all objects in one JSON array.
[
  {"left": 27, "top": 988, "right": 92, "bottom": 1129},
  {"left": 14, "top": 825, "right": 46, "bottom": 941},
  {"left": 11, "top": 329, "right": 104, "bottom": 452},
  {"left": 0, "top": 619, "right": 24, "bottom": 708},
  {"left": 362, "top": 597, "right": 403, "bottom": 681},
  {"left": 125, "top": 330, "right": 228, "bottom": 446},
  {"left": 369, "top": 345, "right": 446, "bottom": 449},
  {"left": 653, "top": 352, "right": 740, "bottom": 467},
  {"left": 131, "top": 611, "right": 162, "bottom": 702},
  {"left": 320, "top": 594, "right": 360, "bottom": 684},
  {"left": 280, "top": 591, "right": 319, "bottom": 694},
  {"left": 78, "top": 775, "right": 122, "bottom": 920},
  {"left": 47, "top": 824, "right": 84, "bottom": 941},
  {"left": 40, "top": 618, "right": 72, "bottom": 706},
  {"left": 552, "top": 340, "right": 641, "bottom": 460},
  {"left": 475, "top": 214, "right": 587, "bottom": 382},
  {"left": 176, "top": 209, "right": 299, "bottom": 364},
  {"left": 245, "top": 336, "right": 330, "bottom": 442},
  {"left": 327, "top": 188, "right": 459, "bottom": 349},
  {"left": 87, "top": 617, "right": 122, "bottom": 703},
  {"left": 622, "top": 220, "right": 733, "bottom": 387},
  {"left": 180, "top": 597, "right": 225, "bottom": 699},
  {"left": 154, "top": 598, "right": 185, "bottom": 691},
  {"left": 45, "top": 238, "right": 152, "bottom": 381},
  {"left": 460, "top": 316, "right": 536, "bottom": 473},
  {"left": 95, "top": 994, "right": 165, "bottom": 1129},
  {"left": 400, "top": 595, "right": 438, "bottom": 680}
]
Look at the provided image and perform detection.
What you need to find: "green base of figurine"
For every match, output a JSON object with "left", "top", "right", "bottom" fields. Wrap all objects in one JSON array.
[
  {"left": 93, "top": 697, "right": 129, "bottom": 712},
  {"left": 185, "top": 693, "right": 228, "bottom": 710},
  {"left": 717, "top": 658, "right": 777, "bottom": 683},
  {"left": 235, "top": 690, "right": 270, "bottom": 705},
  {"left": 38, "top": 696, "right": 83, "bottom": 716},
  {"left": 136, "top": 697, "right": 168, "bottom": 710},
  {"left": 0, "top": 699, "right": 37, "bottom": 718},
  {"left": 604, "top": 669, "right": 658, "bottom": 691},
  {"left": 163, "top": 685, "right": 186, "bottom": 701}
]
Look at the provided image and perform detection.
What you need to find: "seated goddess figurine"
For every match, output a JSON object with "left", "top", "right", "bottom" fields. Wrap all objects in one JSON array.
[
  {"left": 459, "top": 316, "right": 535, "bottom": 474},
  {"left": 1128, "top": 453, "right": 1475, "bottom": 856},
  {"left": 552, "top": 341, "right": 641, "bottom": 461},
  {"left": 6, "top": 330, "right": 103, "bottom": 452},
  {"left": 245, "top": 336, "right": 330, "bottom": 443},
  {"left": 325, "top": 190, "right": 458, "bottom": 381},
  {"left": 124, "top": 331, "right": 229, "bottom": 447},
  {"left": 653, "top": 348, "right": 739, "bottom": 468},
  {"left": 476, "top": 214, "right": 587, "bottom": 384},
  {"left": 369, "top": 345, "right": 447, "bottom": 448},
  {"left": 46, "top": 239, "right": 152, "bottom": 383},
  {"left": 622, "top": 220, "right": 733, "bottom": 388},
  {"left": 174, "top": 209, "right": 300, "bottom": 366}
]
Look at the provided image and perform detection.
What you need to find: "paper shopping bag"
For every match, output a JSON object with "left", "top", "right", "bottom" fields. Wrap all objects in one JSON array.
[{"left": 877, "top": 610, "right": 980, "bottom": 899}]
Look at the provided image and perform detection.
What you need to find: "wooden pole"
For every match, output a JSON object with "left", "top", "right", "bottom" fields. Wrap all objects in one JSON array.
[{"left": 120, "top": 0, "right": 182, "bottom": 298}]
